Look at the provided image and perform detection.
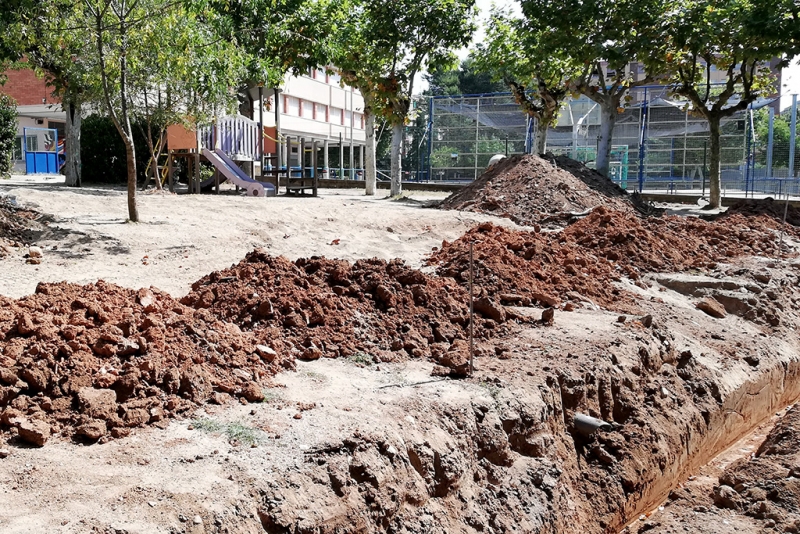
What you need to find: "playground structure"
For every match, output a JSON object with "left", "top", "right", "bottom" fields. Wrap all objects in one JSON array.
[{"left": 165, "top": 116, "right": 276, "bottom": 197}]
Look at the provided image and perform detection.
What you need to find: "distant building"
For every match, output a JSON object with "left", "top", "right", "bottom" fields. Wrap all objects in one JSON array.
[
  {"left": 253, "top": 68, "right": 367, "bottom": 178},
  {"left": 1, "top": 68, "right": 65, "bottom": 174}
]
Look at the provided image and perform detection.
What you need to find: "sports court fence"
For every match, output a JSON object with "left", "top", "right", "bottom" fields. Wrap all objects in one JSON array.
[{"left": 411, "top": 88, "right": 799, "bottom": 198}]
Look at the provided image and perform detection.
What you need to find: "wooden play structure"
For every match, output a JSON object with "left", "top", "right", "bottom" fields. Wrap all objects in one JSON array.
[
  {"left": 164, "top": 113, "right": 332, "bottom": 197},
  {"left": 165, "top": 115, "right": 276, "bottom": 197}
]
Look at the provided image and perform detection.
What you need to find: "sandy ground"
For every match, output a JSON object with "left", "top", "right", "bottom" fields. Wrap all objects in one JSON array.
[{"left": 0, "top": 175, "right": 509, "bottom": 299}]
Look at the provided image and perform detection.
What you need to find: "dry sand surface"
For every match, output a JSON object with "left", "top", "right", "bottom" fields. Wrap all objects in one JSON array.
[{"left": 0, "top": 175, "right": 508, "bottom": 299}]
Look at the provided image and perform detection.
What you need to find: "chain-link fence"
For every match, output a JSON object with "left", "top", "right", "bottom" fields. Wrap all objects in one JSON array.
[{"left": 414, "top": 88, "right": 799, "bottom": 198}]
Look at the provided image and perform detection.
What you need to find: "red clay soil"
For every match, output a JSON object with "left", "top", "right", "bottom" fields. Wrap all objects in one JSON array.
[
  {"left": 180, "top": 252, "right": 517, "bottom": 372},
  {"left": 438, "top": 154, "right": 636, "bottom": 227},
  {"left": 713, "top": 197, "right": 800, "bottom": 228},
  {"left": 429, "top": 207, "right": 789, "bottom": 312},
  {"left": 0, "top": 281, "right": 280, "bottom": 446},
  {"left": 712, "top": 405, "right": 800, "bottom": 532}
]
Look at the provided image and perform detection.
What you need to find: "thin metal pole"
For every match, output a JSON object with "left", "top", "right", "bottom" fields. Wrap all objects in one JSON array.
[
  {"left": 780, "top": 95, "right": 798, "bottom": 255},
  {"left": 469, "top": 241, "right": 474, "bottom": 376},
  {"left": 789, "top": 95, "right": 798, "bottom": 181},
  {"left": 767, "top": 106, "right": 774, "bottom": 180}
]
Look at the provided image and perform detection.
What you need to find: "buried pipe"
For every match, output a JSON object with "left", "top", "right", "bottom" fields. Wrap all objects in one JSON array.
[{"left": 573, "top": 413, "right": 613, "bottom": 437}]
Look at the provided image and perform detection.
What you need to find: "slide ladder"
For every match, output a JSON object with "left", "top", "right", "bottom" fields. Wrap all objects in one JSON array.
[{"left": 201, "top": 148, "right": 276, "bottom": 197}]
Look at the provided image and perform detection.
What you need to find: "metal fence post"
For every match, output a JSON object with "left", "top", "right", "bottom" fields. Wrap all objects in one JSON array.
[
  {"left": 426, "top": 97, "right": 433, "bottom": 181},
  {"left": 789, "top": 95, "right": 798, "bottom": 181},
  {"left": 637, "top": 87, "right": 648, "bottom": 193},
  {"left": 767, "top": 106, "right": 774, "bottom": 181}
]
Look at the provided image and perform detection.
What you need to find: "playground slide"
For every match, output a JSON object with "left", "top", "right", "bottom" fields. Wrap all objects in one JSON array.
[{"left": 201, "top": 148, "right": 276, "bottom": 197}]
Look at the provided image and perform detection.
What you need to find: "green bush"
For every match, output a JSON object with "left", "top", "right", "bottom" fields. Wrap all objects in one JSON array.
[
  {"left": 80, "top": 113, "right": 153, "bottom": 184},
  {"left": 0, "top": 93, "right": 16, "bottom": 178}
]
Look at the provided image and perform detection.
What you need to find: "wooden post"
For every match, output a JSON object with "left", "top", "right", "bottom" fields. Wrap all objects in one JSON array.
[
  {"left": 194, "top": 126, "right": 201, "bottom": 194},
  {"left": 168, "top": 151, "right": 174, "bottom": 193}
]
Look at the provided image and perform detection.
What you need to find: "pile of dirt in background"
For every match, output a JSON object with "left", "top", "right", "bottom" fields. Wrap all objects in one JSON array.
[
  {"left": 429, "top": 207, "right": 790, "bottom": 312},
  {"left": 438, "top": 154, "right": 637, "bottom": 227},
  {"left": 711, "top": 197, "right": 800, "bottom": 227},
  {"left": 0, "top": 195, "right": 43, "bottom": 255},
  {"left": 181, "top": 251, "right": 517, "bottom": 372},
  {"left": 0, "top": 281, "right": 281, "bottom": 446},
  {"left": 712, "top": 406, "right": 800, "bottom": 532}
]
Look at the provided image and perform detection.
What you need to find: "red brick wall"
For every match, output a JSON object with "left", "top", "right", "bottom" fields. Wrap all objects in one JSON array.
[{"left": 1, "top": 68, "right": 59, "bottom": 106}]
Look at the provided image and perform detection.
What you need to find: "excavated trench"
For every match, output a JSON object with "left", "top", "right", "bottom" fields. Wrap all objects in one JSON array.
[{"left": 253, "top": 267, "right": 800, "bottom": 534}]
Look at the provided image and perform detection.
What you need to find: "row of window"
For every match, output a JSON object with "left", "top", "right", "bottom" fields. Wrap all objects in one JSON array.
[{"left": 282, "top": 95, "right": 364, "bottom": 129}]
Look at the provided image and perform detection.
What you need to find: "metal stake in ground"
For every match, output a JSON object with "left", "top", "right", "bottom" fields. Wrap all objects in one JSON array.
[{"left": 469, "top": 241, "right": 474, "bottom": 376}]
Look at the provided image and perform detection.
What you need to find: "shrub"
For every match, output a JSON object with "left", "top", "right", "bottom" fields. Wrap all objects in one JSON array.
[
  {"left": 0, "top": 93, "right": 16, "bottom": 178},
  {"left": 80, "top": 113, "right": 152, "bottom": 184}
]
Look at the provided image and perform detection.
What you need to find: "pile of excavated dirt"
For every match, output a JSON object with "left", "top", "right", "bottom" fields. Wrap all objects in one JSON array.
[
  {"left": 0, "top": 195, "right": 42, "bottom": 255},
  {"left": 713, "top": 405, "right": 800, "bottom": 531},
  {"left": 180, "top": 252, "right": 519, "bottom": 375},
  {"left": 429, "top": 207, "right": 790, "bottom": 312},
  {"left": 716, "top": 198, "right": 800, "bottom": 227},
  {"left": 0, "top": 281, "right": 281, "bottom": 446},
  {"left": 438, "top": 154, "right": 637, "bottom": 227}
]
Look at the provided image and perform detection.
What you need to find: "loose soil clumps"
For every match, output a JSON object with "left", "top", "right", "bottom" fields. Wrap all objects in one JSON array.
[
  {"left": 0, "top": 281, "right": 278, "bottom": 445},
  {"left": 713, "top": 406, "right": 800, "bottom": 532},
  {"left": 429, "top": 207, "right": 787, "bottom": 312},
  {"left": 181, "top": 251, "right": 516, "bottom": 374},
  {"left": 0, "top": 195, "right": 42, "bottom": 256},
  {"left": 438, "top": 154, "right": 636, "bottom": 227}
]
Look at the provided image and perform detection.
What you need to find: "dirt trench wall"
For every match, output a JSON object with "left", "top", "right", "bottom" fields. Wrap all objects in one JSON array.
[{"left": 253, "top": 310, "right": 800, "bottom": 534}]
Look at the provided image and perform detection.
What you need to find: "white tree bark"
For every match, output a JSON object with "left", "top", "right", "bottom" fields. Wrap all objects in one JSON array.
[
  {"left": 535, "top": 118, "right": 548, "bottom": 156},
  {"left": 390, "top": 122, "right": 403, "bottom": 197},
  {"left": 596, "top": 104, "right": 617, "bottom": 178},
  {"left": 63, "top": 98, "right": 82, "bottom": 187},
  {"left": 364, "top": 112, "right": 377, "bottom": 195}
]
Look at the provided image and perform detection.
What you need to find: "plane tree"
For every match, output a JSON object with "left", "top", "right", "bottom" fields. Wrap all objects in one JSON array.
[
  {"left": 334, "top": 0, "right": 477, "bottom": 196},
  {"left": 518, "top": 0, "right": 672, "bottom": 176},
  {"left": 666, "top": 0, "right": 800, "bottom": 208},
  {"left": 473, "top": 9, "right": 577, "bottom": 155}
]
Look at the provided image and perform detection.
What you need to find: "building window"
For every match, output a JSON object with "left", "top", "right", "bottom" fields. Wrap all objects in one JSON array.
[
  {"left": 315, "top": 103, "right": 326, "bottom": 121},
  {"left": 330, "top": 107, "right": 342, "bottom": 125},
  {"left": 345, "top": 110, "right": 352, "bottom": 126},
  {"left": 13, "top": 137, "right": 23, "bottom": 160},
  {"left": 24, "top": 135, "right": 38, "bottom": 152},
  {"left": 301, "top": 100, "right": 313, "bottom": 118},
  {"left": 287, "top": 96, "right": 300, "bottom": 116},
  {"left": 329, "top": 72, "right": 341, "bottom": 85},
  {"left": 359, "top": 114, "right": 364, "bottom": 129}
]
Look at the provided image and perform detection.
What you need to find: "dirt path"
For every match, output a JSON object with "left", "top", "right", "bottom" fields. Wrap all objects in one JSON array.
[{"left": 0, "top": 176, "right": 507, "bottom": 299}]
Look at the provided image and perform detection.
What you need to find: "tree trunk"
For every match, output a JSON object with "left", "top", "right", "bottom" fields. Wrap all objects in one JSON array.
[
  {"left": 535, "top": 117, "right": 548, "bottom": 155},
  {"left": 123, "top": 136, "right": 139, "bottom": 221},
  {"left": 63, "top": 98, "right": 82, "bottom": 187},
  {"left": 390, "top": 121, "right": 403, "bottom": 197},
  {"left": 364, "top": 112, "right": 377, "bottom": 196},
  {"left": 707, "top": 115, "right": 722, "bottom": 209},
  {"left": 596, "top": 103, "right": 617, "bottom": 178}
]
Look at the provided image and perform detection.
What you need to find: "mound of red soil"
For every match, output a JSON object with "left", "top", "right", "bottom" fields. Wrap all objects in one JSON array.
[
  {"left": 0, "top": 281, "right": 281, "bottom": 446},
  {"left": 180, "top": 252, "right": 517, "bottom": 372},
  {"left": 713, "top": 406, "right": 800, "bottom": 531},
  {"left": 715, "top": 198, "right": 800, "bottom": 227},
  {"left": 438, "top": 154, "right": 636, "bottom": 227},
  {"left": 429, "top": 207, "right": 787, "bottom": 311}
]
